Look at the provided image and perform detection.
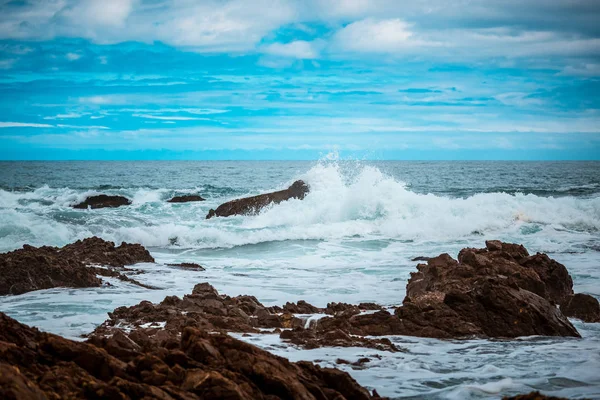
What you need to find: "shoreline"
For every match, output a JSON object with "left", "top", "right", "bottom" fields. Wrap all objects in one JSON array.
[{"left": 2, "top": 236, "right": 596, "bottom": 398}]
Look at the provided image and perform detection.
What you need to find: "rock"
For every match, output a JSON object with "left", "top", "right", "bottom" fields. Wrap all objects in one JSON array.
[
  {"left": 396, "top": 241, "right": 580, "bottom": 338},
  {"left": 0, "top": 313, "right": 382, "bottom": 400},
  {"left": 73, "top": 194, "right": 131, "bottom": 209},
  {"left": 502, "top": 392, "right": 569, "bottom": 400},
  {"left": 0, "top": 237, "right": 155, "bottom": 295},
  {"left": 61, "top": 236, "right": 154, "bottom": 267},
  {"left": 411, "top": 256, "right": 430, "bottom": 262},
  {"left": 206, "top": 180, "right": 309, "bottom": 219},
  {"left": 167, "top": 263, "right": 206, "bottom": 271},
  {"left": 280, "top": 327, "right": 400, "bottom": 352},
  {"left": 167, "top": 195, "right": 205, "bottom": 203},
  {"left": 270, "top": 242, "right": 580, "bottom": 341},
  {"left": 90, "top": 282, "right": 399, "bottom": 353},
  {"left": 560, "top": 293, "right": 600, "bottom": 322}
]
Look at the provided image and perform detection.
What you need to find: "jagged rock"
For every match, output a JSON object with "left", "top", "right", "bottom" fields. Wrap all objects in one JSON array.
[
  {"left": 206, "top": 180, "right": 309, "bottom": 219},
  {"left": 0, "top": 237, "right": 155, "bottom": 295},
  {"left": 0, "top": 313, "right": 384, "bottom": 400},
  {"left": 560, "top": 293, "right": 600, "bottom": 322},
  {"left": 167, "top": 195, "right": 205, "bottom": 203},
  {"left": 73, "top": 194, "right": 131, "bottom": 209},
  {"left": 396, "top": 241, "right": 579, "bottom": 338},
  {"left": 61, "top": 236, "right": 154, "bottom": 267}
]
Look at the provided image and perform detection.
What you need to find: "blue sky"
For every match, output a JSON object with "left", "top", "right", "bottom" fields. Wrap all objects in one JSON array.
[{"left": 0, "top": 0, "right": 599, "bottom": 160}]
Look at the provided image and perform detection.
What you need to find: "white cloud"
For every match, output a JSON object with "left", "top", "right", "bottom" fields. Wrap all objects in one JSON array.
[
  {"left": 331, "top": 18, "right": 436, "bottom": 54},
  {"left": 133, "top": 114, "right": 211, "bottom": 121},
  {"left": 0, "top": 122, "right": 53, "bottom": 128},
  {"left": 65, "top": 52, "right": 81, "bottom": 61},
  {"left": 262, "top": 40, "right": 323, "bottom": 59},
  {"left": 43, "top": 113, "right": 85, "bottom": 120},
  {"left": 560, "top": 63, "right": 600, "bottom": 77},
  {"left": 0, "top": 58, "right": 16, "bottom": 69}
]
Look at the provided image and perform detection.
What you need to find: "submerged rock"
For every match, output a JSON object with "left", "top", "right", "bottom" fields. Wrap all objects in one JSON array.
[
  {"left": 560, "top": 293, "right": 600, "bottom": 322},
  {"left": 206, "top": 180, "right": 309, "bottom": 219},
  {"left": 167, "top": 262, "right": 206, "bottom": 271},
  {"left": 167, "top": 194, "right": 205, "bottom": 203},
  {"left": 0, "top": 237, "right": 155, "bottom": 295},
  {"left": 73, "top": 194, "right": 131, "bottom": 209},
  {"left": 0, "top": 312, "right": 383, "bottom": 400},
  {"left": 503, "top": 392, "right": 569, "bottom": 400}
]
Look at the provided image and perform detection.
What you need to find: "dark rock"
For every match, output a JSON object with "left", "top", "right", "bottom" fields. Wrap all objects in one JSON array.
[
  {"left": 280, "top": 327, "right": 400, "bottom": 352},
  {"left": 502, "top": 391, "right": 570, "bottom": 400},
  {"left": 167, "top": 195, "right": 205, "bottom": 203},
  {"left": 0, "top": 312, "right": 381, "bottom": 400},
  {"left": 61, "top": 236, "right": 154, "bottom": 267},
  {"left": 560, "top": 293, "right": 600, "bottom": 322},
  {"left": 73, "top": 194, "right": 131, "bottom": 209},
  {"left": 411, "top": 256, "right": 430, "bottom": 262},
  {"left": 167, "top": 262, "right": 206, "bottom": 271},
  {"left": 206, "top": 180, "right": 309, "bottom": 219},
  {"left": 396, "top": 241, "right": 579, "bottom": 338},
  {"left": 0, "top": 237, "right": 155, "bottom": 295}
]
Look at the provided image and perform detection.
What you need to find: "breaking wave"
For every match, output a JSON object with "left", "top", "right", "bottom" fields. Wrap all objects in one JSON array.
[{"left": 0, "top": 162, "right": 599, "bottom": 252}]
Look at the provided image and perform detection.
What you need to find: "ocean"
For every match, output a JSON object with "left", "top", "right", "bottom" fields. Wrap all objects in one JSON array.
[{"left": 1, "top": 160, "right": 599, "bottom": 399}]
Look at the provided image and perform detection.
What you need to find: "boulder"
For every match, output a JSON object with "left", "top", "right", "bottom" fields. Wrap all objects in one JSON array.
[
  {"left": 395, "top": 241, "right": 579, "bottom": 338},
  {"left": 167, "top": 195, "right": 205, "bottom": 203},
  {"left": 73, "top": 194, "right": 131, "bottom": 209},
  {"left": 560, "top": 293, "right": 600, "bottom": 322},
  {"left": 206, "top": 180, "right": 309, "bottom": 219},
  {"left": 0, "top": 313, "right": 384, "bottom": 400},
  {"left": 0, "top": 237, "right": 155, "bottom": 295}
]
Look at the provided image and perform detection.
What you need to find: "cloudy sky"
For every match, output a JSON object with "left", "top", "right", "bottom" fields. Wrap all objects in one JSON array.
[{"left": 0, "top": 0, "right": 599, "bottom": 160}]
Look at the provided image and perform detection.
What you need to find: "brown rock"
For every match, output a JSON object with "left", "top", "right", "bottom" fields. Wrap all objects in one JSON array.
[
  {"left": 0, "top": 237, "right": 155, "bottom": 295},
  {"left": 167, "top": 263, "right": 206, "bottom": 271},
  {"left": 397, "top": 241, "right": 580, "bottom": 338},
  {"left": 560, "top": 293, "right": 600, "bottom": 322},
  {"left": 167, "top": 195, "right": 205, "bottom": 203},
  {"left": 72, "top": 194, "right": 131, "bottom": 209},
  {"left": 1, "top": 312, "right": 380, "bottom": 400},
  {"left": 206, "top": 180, "right": 309, "bottom": 219}
]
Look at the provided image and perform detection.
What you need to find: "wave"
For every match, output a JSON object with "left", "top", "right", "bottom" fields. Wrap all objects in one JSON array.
[{"left": 0, "top": 162, "right": 599, "bottom": 252}]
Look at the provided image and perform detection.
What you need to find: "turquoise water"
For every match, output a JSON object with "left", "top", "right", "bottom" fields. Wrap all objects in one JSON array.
[{"left": 0, "top": 160, "right": 599, "bottom": 399}]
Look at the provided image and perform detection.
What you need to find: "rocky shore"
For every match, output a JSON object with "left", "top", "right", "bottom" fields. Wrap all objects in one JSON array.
[
  {"left": 0, "top": 237, "right": 155, "bottom": 295},
  {"left": 1, "top": 237, "right": 597, "bottom": 399}
]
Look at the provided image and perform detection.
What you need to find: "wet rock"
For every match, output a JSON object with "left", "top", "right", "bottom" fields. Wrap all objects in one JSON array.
[
  {"left": 560, "top": 293, "right": 600, "bottom": 322},
  {"left": 0, "top": 312, "right": 381, "bottom": 400},
  {"left": 280, "top": 327, "right": 400, "bottom": 352},
  {"left": 0, "top": 237, "right": 155, "bottom": 295},
  {"left": 73, "top": 194, "right": 131, "bottom": 209},
  {"left": 61, "top": 236, "right": 154, "bottom": 267},
  {"left": 273, "top": 242, "right": 580, "bottom": 340},
  {"left": 411, "top": 256, "right": 430, "bottom": 262},
  {"left": 502, "top": 392, "right": 569, "bottom": 400},
  {"left": 283, "top": 300, "right": 321, "bottom": 314},
  {"left": 206, "top": 180, "right": 309, "bottom": 219},
  {"left": 167, "top": 195, "right": 205, "bottom": 203},
  {"left": 90, "top": 283, "right": 397, "bottom": 352},
  {"left": 396, "top": 241, "right": 580, "bottom": 338},
  {"left": 167, "top": 263, "right": 206, "bottom": 271}
]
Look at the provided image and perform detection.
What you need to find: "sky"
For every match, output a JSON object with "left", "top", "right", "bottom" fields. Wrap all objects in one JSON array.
[{"left": 0, "top": 0, "right": 599, "bottom": 160}]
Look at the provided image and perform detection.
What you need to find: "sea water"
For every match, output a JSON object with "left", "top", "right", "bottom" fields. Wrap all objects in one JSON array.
[{"left": 0, "top": 160, "right": 599, "bottom": 399}]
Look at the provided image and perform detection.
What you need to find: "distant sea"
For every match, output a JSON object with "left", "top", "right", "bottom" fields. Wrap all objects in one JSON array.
[{"left": 1, "top": 160, "right": 599, "bottom": 399}]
